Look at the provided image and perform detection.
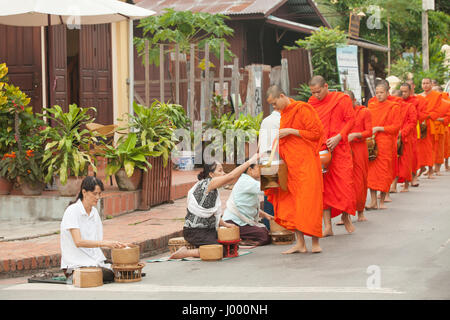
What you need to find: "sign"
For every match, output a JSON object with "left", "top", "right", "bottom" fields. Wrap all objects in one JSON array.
[
  {"left": 336, "top": 45, "right": 362, "bottom": 104},
  {"left": 348, "top": 13, "right": 361, "bottom": 38},
  {"left": 422, "top": 0, "right": 435, "bottom": 11}
]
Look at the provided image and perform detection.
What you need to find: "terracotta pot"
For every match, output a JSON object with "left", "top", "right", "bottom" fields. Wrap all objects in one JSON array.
[
  {"left": 0, "top": 177, "right": 13, "bottom": 195},
  {"left": 56, "top": 176, "right": 84, "bottom": 197},
  {"left": 20, "top": 180, "right": 45, "bottom": 196},
  {"left": 115, "top": 168, "right": 142, "bottom": 191}
]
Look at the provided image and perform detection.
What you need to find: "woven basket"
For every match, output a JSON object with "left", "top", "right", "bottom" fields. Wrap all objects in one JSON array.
[
  {"left": 111, "top": 245, "right": 140, "bottom": 265},
  {"left": 199, "top": 244, "right": 223, "bottom": 261},
  {"left": 269, "top": 231, "right": 295, "bottom": 245},
  {"left": 218, "top": 227, "right": 240, "bottom": 241},
  {"left": 112, "top": 263, "right": 145, "bottom": 283},
  {"left": 168, "top": 237, "right": 195, "bottom": 253},
  {"left": 73, "top": 267, "right": 103, "bottom": 288}
]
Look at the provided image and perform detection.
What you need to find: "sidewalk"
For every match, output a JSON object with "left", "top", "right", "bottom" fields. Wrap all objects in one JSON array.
[{"left": 0, "top": 169, "right": 231, "bottom": 279}]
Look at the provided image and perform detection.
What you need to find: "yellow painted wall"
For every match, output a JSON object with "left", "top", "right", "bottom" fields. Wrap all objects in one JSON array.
[{"left": 111, "top": 20, "right": 130, "bottom": 140}]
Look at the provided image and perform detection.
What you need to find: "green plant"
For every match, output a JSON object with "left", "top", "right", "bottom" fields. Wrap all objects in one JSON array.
[
  {"left": 119, "top": 101, "right": 177, "bottom": 167},
  {"left": 134, "top": 8, "right": 234, "bottom": 67},
  {"left": 104, "top": 132, "right": 161, "bottom": 178},
  {"left": 153, "top": 100, "right": 191, "bottom": 129},
  {"left": 41, "top": 104, "right": 98, "bottom": 185},
  {"left": 286, "top": 26, "right": 347, "bottom": 85}
]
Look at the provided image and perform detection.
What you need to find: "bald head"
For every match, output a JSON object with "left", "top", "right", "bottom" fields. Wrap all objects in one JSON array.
[
  {"left": 309, "top": 75, "right": 327, "bottom": 87},
  {"left": 309, "top": 75, "right": 329, "bottom": 101},
  {"left": 422, "top": 78, "right": 432, "bottom": 93},
  {"left": 266, "top": 85, "right": 290, "bottom": 111},
  {"left": 392, "top": 89, "right": 402, "bottom": 97},
  {"left": 375, "top": 82, "right": 389, "bottom": 102},
  {"left": 400, "top": 83, "right": 411, "bottom": 99},
  {"left": 432, "top": 85, "right": 443, "bottom": 92}
]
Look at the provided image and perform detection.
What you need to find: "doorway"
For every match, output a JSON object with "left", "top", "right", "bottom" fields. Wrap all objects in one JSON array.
[{"left": 66, "top": 29, "right": 80, "bottom": 106}]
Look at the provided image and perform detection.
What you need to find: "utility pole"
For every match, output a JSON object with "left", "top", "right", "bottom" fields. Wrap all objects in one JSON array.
[{"left": 422, "top": 0, "right": 435, "bottom": 71}]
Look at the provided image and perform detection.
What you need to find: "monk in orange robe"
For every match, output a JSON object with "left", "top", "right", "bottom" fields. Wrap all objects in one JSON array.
[
  {"left": 404, "top": 79, "right": 428, "bottom": 186},
  {"left": 308, "top": 76, "right": 356, "bottom": 237},
  {"left": 432, "top": 86, "right": 450, "bottom": 171},
  {"left": 392, "top": 87, "right": 417, "bottom": 192},
  {"left": 366, "top": 83, "right": 401, "bottom": 210},
  {"left": 265, "top": 85, "right": 324, "bottom": 254},
  {"left": 420, "top": 78, "right": 447, "bottom": 176},
  {"left": 344, "top": 90, "right": 372, "bottom": 222}
]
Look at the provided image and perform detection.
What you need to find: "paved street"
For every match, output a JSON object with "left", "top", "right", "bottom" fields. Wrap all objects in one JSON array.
[{"left": 0, "top": 171, "right": 449, "bottom": 300}]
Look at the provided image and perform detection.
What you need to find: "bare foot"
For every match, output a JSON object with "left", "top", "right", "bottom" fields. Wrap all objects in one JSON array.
[
  {"left": 427, "top": 174, "right": 436, "bottom": 179},
  {"left": 400, "top": 188, "right": 409, "bottom": 192},
  {"left": 336, "top": 220, "right": 344, "bottom": 225},
  {"left": 169, "top": 246, "right": 189, "bottom": 259},
  {"left": 323, "top": 227, "right": 334, "bottom": 237},
  {"left": 384, "top": 195, "right": 392, "bottom": 202},
  {"left": 342, "top": 214, "right": 355, "bottom": 234},
  {"left": 311, "top": 244, "right": 322, "bottom": 253},
  {"left": 365, "top": 203, "right": 378, "bottom": 210},
  {"left": 282, "top": 245, "right": 307, "bottom": 254},
  {"left": 389, "top": 187, "right": 397, "bottom": 193},
  {"left": 379, "top": 203, "right": 388, "bottom": 209},
  {"left": 435, "top": 172, "right": 442, "bottom": 176},
  {"left": 357, "top": 216, "right": 368, "bottom": 222}
]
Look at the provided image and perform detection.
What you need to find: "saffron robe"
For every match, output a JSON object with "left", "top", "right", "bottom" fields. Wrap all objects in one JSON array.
[
  {"left": 397, "top": 100, "right": 417, "bottom": 182},
  {"left": 308, "top": 92, "right": 356, "bottom": 218},
  {"left": 265, "top": 99, "right": 324, "bottom": 238},
  {"left": 415, "top": 94, "right": 433, "bottom": 168},
  {"left": 350, "top": 106, "right": 372, "bottom": 212},
  {"left": 422, "top": 91, "right": 447, "bottom": 165},
  {"left": 403, "top": 95, "right": 424, "bottom": 172},
  {"left": 367, "top": 99, "right": 401, "bottom": 192}
]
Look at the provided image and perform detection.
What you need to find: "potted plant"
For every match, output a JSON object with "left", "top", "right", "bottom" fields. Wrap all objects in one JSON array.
[
  {"left": 41, "top": 104, "right": 99, "bottom": 196},
  {"left": 104, "top": 132, "right": 162, "bottom": 191}
]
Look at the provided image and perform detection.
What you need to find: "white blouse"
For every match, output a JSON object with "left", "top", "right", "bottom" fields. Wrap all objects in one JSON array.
[{"left": 60, "top": 199, "right": 111, "bottom": 271}]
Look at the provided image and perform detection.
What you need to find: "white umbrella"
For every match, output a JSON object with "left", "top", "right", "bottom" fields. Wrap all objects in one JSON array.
[{"left": 0, "top": 0, "right": 155, "bottom": 26}]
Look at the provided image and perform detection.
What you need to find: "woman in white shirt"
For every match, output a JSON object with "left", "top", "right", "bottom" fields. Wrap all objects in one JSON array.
[{"left": 60, "top": 176, "right": 128, "bottom": 282}]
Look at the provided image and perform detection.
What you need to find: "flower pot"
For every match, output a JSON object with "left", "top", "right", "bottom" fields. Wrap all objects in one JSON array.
[
  {"left": 0, "top": 177, "right": 13, "bottom": 195},
  {"left": 20, "top": 180, "right": 45, "bottom": 196},
  {"left": 115, "top": 168, "right": 142, "bottom": 191},
  {"left": 56, "top": 176, "right": 84, "bottom": 197}
]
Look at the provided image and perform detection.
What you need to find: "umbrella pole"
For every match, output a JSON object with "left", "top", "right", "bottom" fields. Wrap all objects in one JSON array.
[{"left": 46, "top": 14, "right": 51, "bottom": 115}]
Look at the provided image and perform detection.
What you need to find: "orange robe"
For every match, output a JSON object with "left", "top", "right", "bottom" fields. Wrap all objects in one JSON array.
[
  {"left": 265, "top": 99, "right": 324, "bottom": 238},
  {"left": 443, "top": 98, "right": 450, "bottom": 159},
  {"left": 350, "top": 106, "right": 372, "bottom": 212},
  {"left": 367, "top": 99, "right": 401, "bottom": 193},
  {"left": 397, "top": 101, "right": 417, "bottom": 182},
  {"left": 403, "top": 95, "right": 423, "bottom": 173},
  {"left": 308, "top": 92, "right": 356, "bottom": 218},
  {"left": 422, "top": 91, "right": 446, "bottom": 165},
  {"left": 416, "top": 94, "right": 433, "bottom": 168},
  {"left": 388, "top": 96, "right": 403, "bottom": 182}
]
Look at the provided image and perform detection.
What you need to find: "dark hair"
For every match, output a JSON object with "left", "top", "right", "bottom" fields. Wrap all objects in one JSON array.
[
  {"left": 243, "top": 158, "right": 256, "bottom": 174},
  {"left": 197, "top": 162, "right": 218, "bottom": 180},
  {"left": 68, "top": 176, "right": 105, "bottom": 206},
  {"left": 400, "top": 82, "right": 411, "bottom": 90}
]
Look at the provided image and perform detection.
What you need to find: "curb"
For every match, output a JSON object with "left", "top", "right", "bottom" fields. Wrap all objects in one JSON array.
[{"left": 0, "top": 229, "right": 183, "bottom": 279}]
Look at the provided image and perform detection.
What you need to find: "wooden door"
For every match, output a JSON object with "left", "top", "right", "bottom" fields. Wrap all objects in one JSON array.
[
  {"left": 79, "top": 24, "right": 113, "bottom": 125},
  {"left": 0, "top": 26, "right": 43, "bottom": 114},
  {"left": 49, "top": 25, "right": 68, "bottom": 111}
]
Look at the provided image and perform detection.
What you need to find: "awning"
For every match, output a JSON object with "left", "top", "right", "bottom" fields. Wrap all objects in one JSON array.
[{"left": 266, "top": 15, "right": 389, "bottom": 53}]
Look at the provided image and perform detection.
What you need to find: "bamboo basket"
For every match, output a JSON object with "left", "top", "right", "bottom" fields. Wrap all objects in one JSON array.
[
  {"left": 112, "top": 263, "right": 145, "bottom": 283},
  {"left": 111, "top": 245, "right": 140, "bottom": 265},
  {"left": 199, "top": 244, "right": 223, "bottom": 261},
  {"left": 218, "top": 226, "right": 240, "bottom": 241},
  {"left": 168, "top": 237, "right": 196, "bottom": 253},
  {"left": 73, "top": 267, "right": 103, "bottom": 288}
]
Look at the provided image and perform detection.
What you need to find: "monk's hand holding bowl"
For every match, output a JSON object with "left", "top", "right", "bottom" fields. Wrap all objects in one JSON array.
[{"left": 326, "top": 133, "right": 342, "bottom": 151}]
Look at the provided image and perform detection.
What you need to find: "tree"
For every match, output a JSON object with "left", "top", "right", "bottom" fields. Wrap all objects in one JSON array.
[
  {"left": 134, "top": 8, "right": 235, "bottom": 67},
  {"left": 286, "top": 26, "right": 347, "bottom": 85}
]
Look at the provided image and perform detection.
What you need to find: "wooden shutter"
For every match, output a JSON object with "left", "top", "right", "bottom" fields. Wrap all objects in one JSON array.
[
  {"left": 49, "top": 25, "right": 68, "bottom": 110},
  {"left": 79, "top": 24, "right": 113, "bottom": 125},
  {"left": 0, "top": 26, "right": 43, "bottom": 113}
]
